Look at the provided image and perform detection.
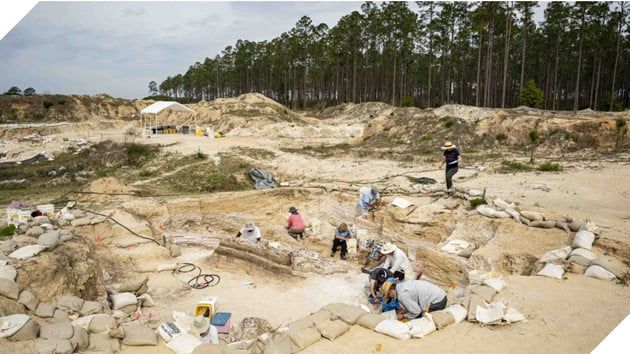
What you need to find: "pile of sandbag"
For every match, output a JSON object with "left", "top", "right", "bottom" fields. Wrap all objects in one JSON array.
[{"left": 533, "top": 225, "right": 628, "bottom": 281}]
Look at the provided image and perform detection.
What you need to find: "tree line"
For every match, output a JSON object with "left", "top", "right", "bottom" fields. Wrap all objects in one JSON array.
[
  {"left": 3, "top": 87, "right": 36, "bottom": 96},
  {"left": 151, "top": 1, "right": 630, "bottom": 111}
]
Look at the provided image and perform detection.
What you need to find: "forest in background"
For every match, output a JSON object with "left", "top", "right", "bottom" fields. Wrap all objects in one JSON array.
[{"left": 150, "top": 1, "right": 630, "bottom": 112}]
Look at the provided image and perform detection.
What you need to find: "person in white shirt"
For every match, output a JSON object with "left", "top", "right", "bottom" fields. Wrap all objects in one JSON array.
[
  {"left": 378, "top": 243, "right": 414, "bottom": 278},
  {"left": 236, "top": 222, "right": 261, "bottom": 243}
]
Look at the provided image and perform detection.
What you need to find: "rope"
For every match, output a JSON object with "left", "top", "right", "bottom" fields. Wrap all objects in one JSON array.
[{"left": 176, "top": 263, "right": 221, "bottom": 289}]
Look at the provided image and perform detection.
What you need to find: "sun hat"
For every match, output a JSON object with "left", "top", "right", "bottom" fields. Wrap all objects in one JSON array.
[
  {"left": 381, "top": 281, "right": 397, "bottom": 300},
  {"left": 441, "top": 141, "right": 456, "bottom": 150},
  {"left": 245, "top": 223, "right": 255, "bottom": 231},
  {"left": 380, "top": 243, "right": 396, "bottom": 254},
  {"left": 288, "top": 206, "right": 298, "bottom": 214}
]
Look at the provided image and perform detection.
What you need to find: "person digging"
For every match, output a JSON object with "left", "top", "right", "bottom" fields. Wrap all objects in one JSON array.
[
  {"left": 382, "top": 279, "right": 447, "bottom": 320},
  {"left": 439, "top": 141, "right": 461, "bottom": 195},
  {"left": 331, "top": 223, "right": 350, "bottom": 260},
  {"left": 285, "top": 206, "right": 306, "bottom": 240}
]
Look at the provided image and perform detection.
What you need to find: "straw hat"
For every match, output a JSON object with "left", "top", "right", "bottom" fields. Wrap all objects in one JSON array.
[
  {"left": 441, "top": 141, "right": 456, "bottom": 150},
  {"left": 191, "top": 316, "right": 210, "bottom": 336},
  {"left": 381, "top": 281, "right": 396, "bottom": 299},
  {"left": 380, "top": 243, "right": 396, "bottom": 255}
]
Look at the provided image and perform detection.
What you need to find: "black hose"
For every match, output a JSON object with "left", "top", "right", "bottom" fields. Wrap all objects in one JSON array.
[
  {"left": 78, "top": 208, "right": 160, "bottom": 245},
  {"left": 176, "top": 262, "right": 221, "bottom": 289}
]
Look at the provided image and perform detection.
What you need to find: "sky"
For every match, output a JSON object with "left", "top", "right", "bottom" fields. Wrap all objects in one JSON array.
[
  {"left": 0, "top": 1, "right": 361, "bottom": 99},
  {"left": 0, "top": 1, "right": 549, "bottom": 99}
]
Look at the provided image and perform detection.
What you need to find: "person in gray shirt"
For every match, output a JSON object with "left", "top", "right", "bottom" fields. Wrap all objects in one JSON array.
[{"left": 382, "top": 279, "right": 447, "bottom": 320}]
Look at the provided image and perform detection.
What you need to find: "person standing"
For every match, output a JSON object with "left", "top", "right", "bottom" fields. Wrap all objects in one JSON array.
[
  {"left": 285, "top": 206, "right": 305, "bottom": 239},
  {"left": 439, "top": 141, "right": 461, "bottom": 194},
  {"left": 331, "top": 223, "right": 350, "bottom": 260}
]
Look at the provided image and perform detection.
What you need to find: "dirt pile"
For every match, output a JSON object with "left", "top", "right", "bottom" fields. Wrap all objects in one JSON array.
[
  {"left": 315, "top": 101, "right": 629, "bottom": 155},
  {"left": 0, "top": 94, "right": 141, "bottom": 123}
]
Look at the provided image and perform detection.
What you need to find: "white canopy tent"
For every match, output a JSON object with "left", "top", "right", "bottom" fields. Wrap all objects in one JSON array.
[{"left": 140, "top": 101, "right": 196, "bottom": 136}]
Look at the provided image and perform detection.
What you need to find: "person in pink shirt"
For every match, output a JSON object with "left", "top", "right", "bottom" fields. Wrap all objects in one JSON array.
[{"left": 285, "top": 206, "right": 305, "bottom": 240}]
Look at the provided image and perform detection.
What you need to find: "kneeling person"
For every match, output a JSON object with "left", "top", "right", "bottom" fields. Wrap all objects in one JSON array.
[{"left": 382, "top": 279, "right": 447, "bottom": 320}]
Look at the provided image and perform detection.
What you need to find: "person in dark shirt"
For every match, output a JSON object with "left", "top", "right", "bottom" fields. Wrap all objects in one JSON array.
[{"left": 439, "top": 141, "right": 462, "bottom": 194}]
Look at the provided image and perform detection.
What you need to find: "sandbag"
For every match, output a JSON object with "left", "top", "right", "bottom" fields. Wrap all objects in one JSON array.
[
  {"left": 431, "top": 311, "right": 455, "bottom": 329},
  {"left": 493, "top": 211, "right": 510, "bottom": 218},
  {"left": 471, "top": 285, "right": 496, "bottom": 303},
  {"left": 169, "top": 244, "right": 182, "bottom": 257},
  {"left": 40, "top": 321, "right": 74, "bottom": 340},
  {"left": 288, "top": 310, "right": 331, "bottom": 331},
  {"left": 138, "top": 293, "right": 157, "bottom": 307},
  {"left": 332, "top": 304, "right": 365, "bottom": 324},
  {"left": 540, "top": 246, "right": 572, "bottom": 263},
  {"left": 572, "top": 230, "right": 595, "bottom": 250},
  {"left": 35, "top": 302, "right": 56, "bottom": 318},
  {"left": 476, "top": 302, "right": 506, "bottom": 325},
  {"left": 18, "top": 290, "right": 39, "bottom": 311},
  {"left": 0, "top": 314, "right": 30, "bottom": 338},
  {"left": 374, "top": 319, "right": 410, "bottom": 340},
  {"left": 476, "top": 205, "right": 499, "bottom": 218},
  {"left": 483, "top": 278, "right": 506, "bottom": 293},
  {"left": 55, "top": 295, "right": 84, "bottom": 314},
  {"left": 520, "top": 211, "right": 544, "bottom": 222},
  {"left": 71, "top": 315, "right": 94, "bottom": 331},
  {"left": 592, "top": 256, "right": 629, "bottom": 279},
  {"left": 407, "top": 315, "right": 436, "bottom": 338},
  {"left": 9, "top": 244, "right": 47, "bottom": 260},
  {"left": 570, "top": 248, "right": 597, "bottom": 261},
  {"left": 0, "top": 265, "right": 17, "bottom": 281},
  {"left": 69, "top": 326, "right": 89, "bottom": 351},
  {"left": 568, "top": 220, "right": 585, "bottom": 232},
  {"left": 566, "top": 262, "right": 587, "bottom": 274},
  {"left": 34, "top": 339, "right": 75, "bottom": 354},
  {"left": 584, "top": 265, "right": 617, "bottom": 281},
  {"left": 316, "top": 319, "right": 350, "bottom": 341},
  {"left": 466, "top": 295, "right": 487, "bottom": 321},
  {"left": 38, "top": 230, "right": 60, "bottom": 248},
  {"left": 537, "top": 263, "right": 564, "bottom": 280},
  {"left": 443, "top": 304, "right": 467, "bottom": 324},
  {"left": 0, "top": 279, "right": 22, "bottom": 300},
  {"left": 80, "top": 301, "right": 103, "bottom": 316},
  {"left": 110, "top": 292, "right": 137, "bottom": 310},
  {"left": 122, "top": 325, "right": 158, "bottom": 346},
  {"left": 287, "top": 325, "right": 321, "bottom": 351},
  {"left": 567, "top": 255, "right": 592, "bottom": 267},
  {"left": 52, "top": 310, "right": 69, "bottom": 322},
  {"left": 9, "top": 317, "right": 40, "bottom": 341},
  {"left": 503, "top": 308, "right": 526, "bottom": 323},
  {"left": 356, "top": 313, "right": 385, "bottom": 330},
  {"left": 493, "top": 198, "right": 515, "bottom": 211},
  {"left": 88, "top": 314, "right": 117, "bottom": 333},
  {"left": 89, "top": 332, "right": 121, "bottom": 352},
  {"left": 116, "top": 276, "right": 148, "bottom": 294},
  {"left": 26, "top": 226, "right": 45, "bottom": 237},
  {"left": 528, "top": 220, "right": 556, "bottom": 229},
  {"left": 262, "top": 333, "right": 292, "bottom": 354}
]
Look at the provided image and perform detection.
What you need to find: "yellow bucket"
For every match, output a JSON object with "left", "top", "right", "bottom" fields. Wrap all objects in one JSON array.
[{"left": 194, "top": 297, "right": 218, "bottom": 318}]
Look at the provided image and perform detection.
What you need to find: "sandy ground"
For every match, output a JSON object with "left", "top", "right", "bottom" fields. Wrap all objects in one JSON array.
[{"left": 2, "top": 121, "right": 629, "bottom": 354}]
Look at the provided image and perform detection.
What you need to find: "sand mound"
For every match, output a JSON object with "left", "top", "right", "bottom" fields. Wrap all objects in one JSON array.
[{"left": 83, "top": 177, "right": 135, "bottom": 195}]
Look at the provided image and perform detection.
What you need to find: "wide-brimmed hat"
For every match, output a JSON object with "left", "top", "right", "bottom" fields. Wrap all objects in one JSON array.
[
  {"left": 245, "top": 222, "right": 255, "bottom": 231},
  {"left": 288, "top": 206, "right": 298, "bottom": 214},
  {"left": 381, "top": 281, "right": 396, "bottom": 299},
  {"left": 441, "top": 141, "right": 456, "bottom": 150},
  {"left": 380, "top": 243, "right": 396, "bottom": 254}
]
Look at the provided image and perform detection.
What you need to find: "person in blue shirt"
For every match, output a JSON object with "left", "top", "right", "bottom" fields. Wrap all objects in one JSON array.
[
  {"left": 439, "top": 141, "right": 462, "bottom": 194},
  {"left": 357, "top": 186, "right": 381, "bottom": 216},
  {"left": 331, "top": 223, "right": 350, "bottom": 260}
]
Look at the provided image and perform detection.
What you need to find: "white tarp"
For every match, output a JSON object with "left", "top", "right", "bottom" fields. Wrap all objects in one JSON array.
[{"left": 140, "top": 101, "right": 195, "bottom": 115}]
